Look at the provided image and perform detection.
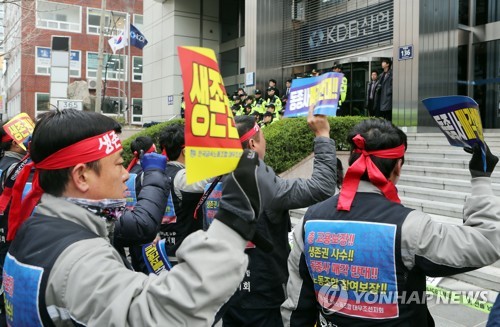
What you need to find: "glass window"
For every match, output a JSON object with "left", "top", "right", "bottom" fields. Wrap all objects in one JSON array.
[
  {"left": 475, "top": 0, "right": 500, "bottom": 25},
  {"left": 457, "top": 45, "right": 468, "bottom": 96},
  {"left": 220, "top": 48, "right": 239, "bottom": 76},
  {"left": 36, "top": 0, "right": 81, "bottom": 33},
  {"left": 35, "top": 47, "right": 81, "bottom": 77},
  {"left": 459, "top": 0, "right": 469, "bottom": 25},
  {"left": 87, "top": 52, "right": 127, "bottom": 81},
  {"left": 133, "top": 57, "right": 143, "bottom": 82},
  {"left": 102, "top": 97, "right": 124, "bottom": 115},
  {"left": 36, "top": 93, "right": 50, "bottom": 113},
  {"left": 87, "top": 8, "right": 127, "bottom": 36},
  {"left": 220, "top": 0, "right": 240, "bottom": 42},
  {"left": 132, "top": 98, "right": 143, "bottom": 123},
  {"left": 133, "top": 14, "right": 143, "bottom": 30}
]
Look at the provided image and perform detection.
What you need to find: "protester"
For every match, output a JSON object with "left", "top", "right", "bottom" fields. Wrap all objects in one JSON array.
[
  {"left": 126, "top": 135, "right": 156, "bottom": 173},
  {"left": 158, "top": 124, "right": 212, "bottom": 265},
  {"left": 220, "top": 108, "right": 336, "bottom": 327},
  {"left": 487, "top": 295, "right": 500, "bottom": 326},
  {"left": 282, "top": 118, "right": 500, "bottom": 326},
  {"left": 0, "top": 124, "right": 27, "bottom": 326},
  {"left": 2, "top": 109, "right": 275, "bottom": 326}
]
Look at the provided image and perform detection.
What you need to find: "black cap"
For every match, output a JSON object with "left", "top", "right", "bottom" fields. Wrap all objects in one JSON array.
[
  {"left": 244, "top": 103, "right": 252, "bottom": 109},
  {"left": 266, "top": 103, "right": 275, "bottom": 108},
  {"left": 250, "top": 111, "right": 260, "bottom": 116},
  {"left": 254, "top": 89, "right": 262, "bottom": 95},
  {"left": 232, "top": 95, "right": 239, "bottom": 100},
  {"left": 264, "top": 111, "right": 273, "bottom": 117},
  {"left": 332, "top": 63, "right": 341, "bottom": 70},
  {"left": 267, "top": 86, "right": 275, "bottom": 92}
]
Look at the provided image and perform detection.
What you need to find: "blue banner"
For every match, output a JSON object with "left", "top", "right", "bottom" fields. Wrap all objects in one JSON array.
[
  {"left": 124, "top": 173, "right": 137, "bottom": 209},
  {"left": 284, "top": 72, "right": 343, "bottom": 117},
  {"left": 3, "top": 253, "right": 44, "bottom": 326},
  {"left": 202, "top": 182, "right": 222, "bottom": 230},
  {"left": 142, "top": 239, "right": 172, "bottom": 275},
  {"left": 422, "top": 96, "right": 486, "bottom": 170},
  {"left": 130, "top": 24, "right": 148, "bottom": 49},
  {"left": 304, "top": 220, "right": 398, "bottom": 319}
]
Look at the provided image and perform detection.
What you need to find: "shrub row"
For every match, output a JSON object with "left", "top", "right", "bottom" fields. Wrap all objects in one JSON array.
[{"left": 122, "top": 116, "right": 367, "bottom": 174}]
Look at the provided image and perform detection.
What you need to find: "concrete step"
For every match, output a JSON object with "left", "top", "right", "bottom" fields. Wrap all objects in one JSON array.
[
  {"left": 405, "top": 148, "right": 473, "bottom": 160},
  {"left": 402, "top": 165, "right": 500, "bottom": 180},
  {"left": 400, "top": 196, "right": 464, "bottom": 219},
  {"left": 404, "top": 157, "right": 469, "bottom": 169},
  {"left": 399, "top": 174, "right": 500, "bottom": 194},
  {"left": 398, "top": 185, "right": 468, "bottom": 205}
]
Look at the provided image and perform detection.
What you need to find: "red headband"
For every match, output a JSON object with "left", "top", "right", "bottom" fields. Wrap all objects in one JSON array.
[
  {"left": 5, "top": 130, "right": 122, "bottom": 240},
  {"left": 240, "top": 124, "right": 260, "bottom": 143},
  {"left": 126, "top": 144, "right": 157, "bottom": 172},
  {"left": 1, "top": 134, "right": 13, "bottom": 143},
  {"left": 337, "top": 134, "right": 406, "bottom": 211}
]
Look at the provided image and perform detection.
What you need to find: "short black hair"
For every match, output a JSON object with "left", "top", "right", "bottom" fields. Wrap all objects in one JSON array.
[
  {"left": 30, "top": 109, "right": 122, "bottom": 196},
  {"left": 371, "top": 70, "right": 378, "bottom": 75},
  {"left": 130, "top": 136, "right": 154, "bottom": 155},
  {"left": 159, "top": 124, "right": 184, "bottom": 161},
  {"left": 286, "top": 79, "right": 292, "bottom": 83},
  {"left": 347, "top": 119, "right": 407, "bottom": 180},
  {"left": 235, "top": 115, "right": 260, "bottom": 149},
  {"left": 381, "top": 58, "right": 392, "bottom": 67},
  {"left": 269, "top": 79, "right": 277, "bottom": 84}
]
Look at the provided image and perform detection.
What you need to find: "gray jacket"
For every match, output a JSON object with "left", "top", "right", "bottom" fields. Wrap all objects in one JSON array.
[
  {"left": 282, "top": 178, "right": 500, "bottom": 325},
  {"left": 38, "top": 194, "right": 248, "bottom": 326}
]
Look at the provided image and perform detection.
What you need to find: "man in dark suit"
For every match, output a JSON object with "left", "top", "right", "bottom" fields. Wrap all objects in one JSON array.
[{"left": 366, "top": 70, "right": 379, "bottom": 116}]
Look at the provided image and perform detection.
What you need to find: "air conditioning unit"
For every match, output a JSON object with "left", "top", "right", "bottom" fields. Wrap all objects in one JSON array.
[{"left": 88, "top": 79, "right": 97, "bottom": 90}]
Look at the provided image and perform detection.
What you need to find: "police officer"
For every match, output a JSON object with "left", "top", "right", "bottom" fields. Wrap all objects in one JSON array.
[
  {"left": 266, "top": 87, "right": 282, "bottom": 113},
  {"left": 252, "top": 89, "right": 267, "bottom": 115},
  {"left": 333, "top": 64, "right": 347, "bottom": 116},
  {"left": 282, "top": 118, "right": 500, "bottom": 326}
]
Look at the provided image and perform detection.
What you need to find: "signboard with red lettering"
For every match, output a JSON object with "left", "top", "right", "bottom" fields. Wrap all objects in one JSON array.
[
  {"left": 3, "top": 113, "right": 35, "bottom": 151},
  {"left": 178, "top": 46, "right": 243, "bottom": 184},
  {"left": 304, "top": 220, "right": 398, "bottom": 319}
]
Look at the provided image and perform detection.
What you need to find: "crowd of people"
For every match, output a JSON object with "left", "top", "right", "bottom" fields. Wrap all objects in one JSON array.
[{"left": 0, "top": 95, "right": 499, "bottom": 326}]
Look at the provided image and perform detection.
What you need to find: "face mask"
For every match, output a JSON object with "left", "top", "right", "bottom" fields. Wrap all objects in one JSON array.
[{"left": 65, "top": 197, "right": 127, "bottom": 222}]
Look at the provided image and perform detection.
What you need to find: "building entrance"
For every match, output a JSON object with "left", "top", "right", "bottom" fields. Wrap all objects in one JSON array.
[{"left": 339, "top": 59, "right": 385, "bottom": 117}]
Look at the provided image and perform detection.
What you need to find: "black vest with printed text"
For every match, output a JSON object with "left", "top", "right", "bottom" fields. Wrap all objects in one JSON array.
[
  {"left": 3, "top": 215, "right": 99, "bottom": 326},
  {"left": 160, "top": 164, "right": 204, "bottom": 259},
  {"left": 301, "top": 192, "right": 434, "bottom": 327}
]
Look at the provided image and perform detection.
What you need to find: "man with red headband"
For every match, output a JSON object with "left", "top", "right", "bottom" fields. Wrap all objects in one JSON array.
[
  {"left": 2, "top": 109, "right": 276, "bottom": 326},
  {"left": 282, "top": 118, "right": 500, "bottom": 326},
  {"left": 218, "top": 109, "right": 336, "bottom": 327},
  {"left": 0, "top": 124, "right": 27, "bottom": 325}
]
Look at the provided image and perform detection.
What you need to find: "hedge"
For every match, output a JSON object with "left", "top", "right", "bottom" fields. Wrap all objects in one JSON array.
[{"left": 123, "top": 116, "right": 367, "bottom": 174}]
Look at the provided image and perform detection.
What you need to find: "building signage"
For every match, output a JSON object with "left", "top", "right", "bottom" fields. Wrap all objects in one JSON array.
[
  {"left": 37, "top": 47, "right": 80, "bottom": 71},
  {"left": 296, "top": 1, "right": 393, "bottom": 63},
  {"left": 167, "top": 95, "right": 174, "bottom": 105},
  {"left": 245, "top": 72, "right": 255, "bottom": 87},
  {"left": 57, "top": 99, "right": 83, "bottom": 111},
  {"left": 398, "top": 45, "right": 413, "bottom": 60}
]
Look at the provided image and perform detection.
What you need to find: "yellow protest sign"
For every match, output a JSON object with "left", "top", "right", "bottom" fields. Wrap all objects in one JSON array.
[
  {"left": 3, "top": 113, "right": 35, "bottom": 151},
  {"left": 178, "top": 46, "right": 243, "bottom": 184}
]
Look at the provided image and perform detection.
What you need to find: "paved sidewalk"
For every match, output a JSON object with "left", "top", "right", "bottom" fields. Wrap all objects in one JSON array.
[
  {"left": 430, "top": 297, "right": 490, "bottom": 327},
  {"left": 427, "top": 277, "right": 495, "bottom": 327}
]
